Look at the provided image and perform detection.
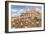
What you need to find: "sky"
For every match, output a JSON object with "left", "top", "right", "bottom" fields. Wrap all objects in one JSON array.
[{"left": 11, "top": 5, "right": 42, "bottom": 17}]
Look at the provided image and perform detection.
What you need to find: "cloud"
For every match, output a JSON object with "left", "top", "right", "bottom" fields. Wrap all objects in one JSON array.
[
  {"left": 12, "top": 9, "right": 25, "bottom": 17},
  {"left": 17, "top": 9, "right": 25, "bottom": 15},
  {"left": 35, "top": 8, "right": 41, "bottom": 13},
  {"left": 12, "top": 9, "right": 18, "bottom": 13},
  {"left": 27, "top": 8, "right": 31, "bottom": 11},
  {"left": 19, "top": 9, "right": 24, "bottom": 13},
  {"left": 12, "top": 8, "right": 32, "bottom": 17}
]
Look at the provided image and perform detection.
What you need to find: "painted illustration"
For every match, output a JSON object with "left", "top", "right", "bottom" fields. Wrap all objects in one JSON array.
[{"left": 11, "top": 5, "right": 42, "bottom": 28}]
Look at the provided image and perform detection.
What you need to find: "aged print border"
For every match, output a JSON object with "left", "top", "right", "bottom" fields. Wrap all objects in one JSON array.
[{"left": 5, "top": 1, "right": 45, "bottom": 33}]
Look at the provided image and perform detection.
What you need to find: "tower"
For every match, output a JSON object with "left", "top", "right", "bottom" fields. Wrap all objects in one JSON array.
[{"left": 31, "top": 6, "right": 36, "bottom": 12}]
